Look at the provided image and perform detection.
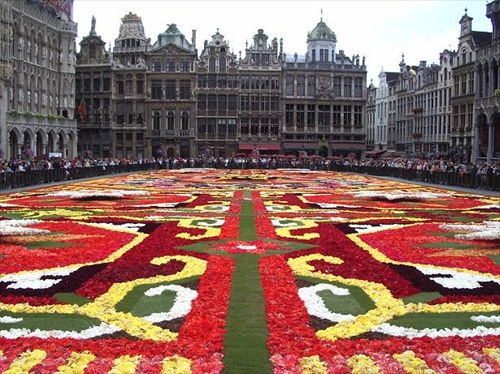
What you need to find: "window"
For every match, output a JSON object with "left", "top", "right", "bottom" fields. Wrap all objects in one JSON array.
[
  {"left": 354, "top": 77, "right": 363, "bottom": 97},
  {"left": 180, "top": 80, "right": 190, "bottom": 99},
  {"left": 354, "top": 105, "right": 362, "bottom": 126},
  {"left": 297, "top": 75, "right": 305, "bottom": 96},
  {"left": 228, "top": 75, "right": 238, "bottom": 89},
  {"left": 218, "top": 119, "right": 227, "bottom": 135},
  {"left": 343, "top": 105, "right": 352, "bottom": 126},
  {"left": 207, "top": 118, "right": 216, "bottom": 134},
  {"left": 137, "top": 102, "right": 144, "bottom": 124},
  {"left": 343, "top": 77, "right": 352, "bottom": 97},
  {"left": 181, "top": 110, "right": 189, "bottom": 130},
  {"left": 209, "top": 57, "right": 216, "bottom": 73},
  {"left": 285, "top": 104, "right": 294, "bottom": 125},
  {"left": 220, "top": 57, "right": 227, "bottom": 73},
  {"left": 251, "top": 75, "right": 259, "bottom": 90},
  {"left": 241, "top": 95, "right": 249, "bottom": 111},
  {"left": 198, "top": 94, "right": 207, "bottom": 110},
  {"left": 125, "top": 75, "right": 133, "bottom": 95},
  {"left": 318, "top": 105, "right": 330, "bottom": 127},
  {"left": 307, "top": 76, "right": 316, "bottom": 97},
  {"left": 251, "top": 95, "right": 259, "bottom": 111},
  {"left": 116, "top": 102, "right": 124, "bottom": 124},
  {"left": 165, "top": 80, "right": 176, "bottom": 99},
  {"left": 286, "top": 76, "right": 294, "bottom": 95},
  {"left": 208, "top": 94, "right": 217, "bottom": 110},
  {"left": 240, "top": 118, "right": 249, "bottom": 134},
  {"left": 319, "top": 49, "right": 328, "bottom": 62},
  {"left": 198, "top": 75, "right": 207, "bottom": 88},
  {"left": 218, "top": 76, "right": 227, "bottom": 88},
  {"left": 198, "top": 118, "right": 206, "bottom": 135},
  {"left": 228, "top": 95, "right": 237, "bottom": 110},
  {"left": 136, "top": 79, "right": 144, "bottom": 94},
  {"left": 228, "top": 119, "right": 236, "bottom": 134},
  {"left": 180, "top": 61, "right": 190, "bottom": 72},
  {"left": 166, "top": 60, "right": 175, "bottom": 72},
  {"left": 333, "top": 105, "right": 341, "bottom": 126},
  {"left": 271, "top": 75, "right": 279, "bottom": 90},
  {"left": 219, "top": 94, "right": 227, "bottom": 111},
  {"left": 126, "top": 102, "right": 133, "bottom": 123},
  {"left": 261, "top": 75, "right": 269, "bottom": 90},
  {"left": 152, "top": 110, "right": 161, "bottom": 130},
  {"left": 151, "top": 80, "right": 162, "bottom": 99},
  {"left": 93, "top": 78, "right": 100, "bottom": 92},
  {"left": 208, "top": 75, "right": 216, "bottom": 88},
  {"left": 307, "top": 104, "right": 315, "bottom": 126},
  {"left": 126, "top": 132, "right": 133, "bottom": 141},
  {"left": 152, "top": 60, "right": 161, "bottom": 72},
  {"left": 103, "top": 77, "right": 111, "bottom": 91},
  {"left": 166, "top": 110, "right": 175, "bottom": 130},
  {"left": 296, "top": 104, "right": 305, "bottom": 125},
  {"left": 333, "top": 77, "right": 341, "bottom": 97},
  {"left": 117, "top": 80, "right": 124, "bottom": 95},
  {"left": 241, "top": 75, "right": 249, "bottom": 90}
]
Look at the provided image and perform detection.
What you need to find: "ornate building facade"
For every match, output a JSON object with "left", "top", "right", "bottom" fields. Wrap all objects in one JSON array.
[
  {"left": 474, "top": 0, "right": 500, "bottom": 162},
  {"left": 76, "top": 15, "right": 112, "bottom": 159},
  {"left": 282, "top": 18, "right": 366, "bottom": 157},
  {"left": 195, "top": 29, "right": 239, "bottom": 158},
  {"left": 1, "top": 0, "right": 78, "bottom": 161},
  {"left": 75, "top": 14, "right": 366, "bottom": 159}
]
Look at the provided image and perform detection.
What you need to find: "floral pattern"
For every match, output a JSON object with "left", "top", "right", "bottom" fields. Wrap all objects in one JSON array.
[{"left": 0, "top": 169, "right": 498, "bottom": 373}]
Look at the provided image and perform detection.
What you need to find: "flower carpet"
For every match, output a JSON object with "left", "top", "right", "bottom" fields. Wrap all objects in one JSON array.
[{"left": 0, "top": 169, "right": 498, "bottom": 373}]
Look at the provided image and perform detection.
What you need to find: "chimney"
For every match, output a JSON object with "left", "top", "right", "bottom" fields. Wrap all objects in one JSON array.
[{"left": 192, "top": 30, "right": 196, "bottom": 47}]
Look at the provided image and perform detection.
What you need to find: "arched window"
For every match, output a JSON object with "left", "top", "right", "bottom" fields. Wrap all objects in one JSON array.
[
  {"left": 166, "top": 110, "right": 175, "bottom": 131},
  {"left": 209, "top": 56, "right": 216, "bottom": 73},
  {"left": 181, "top": 110, "right": 189, "bottom": 130},
  {"left": 219, "top": 57, "right": 226, "bottom": 73},
  {"left": 152, "top": 110, "right": 161, "bottom": 130}
]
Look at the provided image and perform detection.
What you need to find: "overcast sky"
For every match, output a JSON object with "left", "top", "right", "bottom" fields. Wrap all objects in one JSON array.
[{"left": 73, "top": 0, "right": 492, "bottom": 84}]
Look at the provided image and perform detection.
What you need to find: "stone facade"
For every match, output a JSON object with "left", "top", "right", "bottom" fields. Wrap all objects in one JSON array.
[{"left": 1, "top": 0, "right": 78, "bottom": 161}]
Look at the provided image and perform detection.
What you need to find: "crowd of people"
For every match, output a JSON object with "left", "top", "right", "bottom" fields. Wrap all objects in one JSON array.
[{"left": 0, "top": 154, "right": 499, "bottom": 191}]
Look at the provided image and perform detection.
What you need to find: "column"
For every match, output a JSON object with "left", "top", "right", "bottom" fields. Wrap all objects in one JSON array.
[
  {"left": 471, "top": 120, "right": 480, "bottom": 162},
  {"left": 487, "top": 121, "right": 495, "bottom": 163}
]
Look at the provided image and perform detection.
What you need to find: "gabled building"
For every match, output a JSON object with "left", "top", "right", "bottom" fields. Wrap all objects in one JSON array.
[
  {"left": 237, "top": 28, "right": 282, "bottom": 155},
  {"left": 111, "top": 12, "right": 149, "bottom": 159},
  {"left": 451, "top": 8, "right": 490, "bottom": 162},
  {"left": 282, "top": 17, "right": 366, "bottom": 157},
  {"left": 146, "top": 23, "right": 197, "bottom": 158},
  {"left": 75, "top": 16, "right": 112, "bottom": 158},
  {"left": 195, "top": 29, "right": 239, "bottom": 158},
  {"left": 474, "top": 1, "right": 500, "bottom": 162},
  {"left": 3, "top": 0, "right": 78, "bottom": 161}
]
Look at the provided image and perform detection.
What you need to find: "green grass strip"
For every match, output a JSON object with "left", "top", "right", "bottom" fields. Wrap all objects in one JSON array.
[
  {"left": 222, "top": 254, "right": 272, "bottom": 373},
  {"left": 222, "top": 190, "right": 272, "bottom": 373}
]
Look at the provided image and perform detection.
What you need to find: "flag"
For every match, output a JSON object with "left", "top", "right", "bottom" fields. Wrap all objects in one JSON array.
[{"left": 78, "top": 95, "right": 87, "bottom": 124}]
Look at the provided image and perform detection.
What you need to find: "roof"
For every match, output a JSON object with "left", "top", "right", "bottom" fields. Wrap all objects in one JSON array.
[
  {"left": 471, "top": 31, "right": 492, "bottom": 48},
  {"left": 307, "top": 19, "right": 337, "bottom": 43}
]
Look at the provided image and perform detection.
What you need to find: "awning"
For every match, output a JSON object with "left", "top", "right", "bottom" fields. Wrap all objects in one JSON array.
[
  {"left": 239, "top": 142, "right": 281, "bottom": 151},
  {"left": 283, "top": 142, "right": 318, "bottom": 150},
  {"left": 330, "top": 142, "right": 365, "bottom": 151},
  {"left": 365, "top": 149, "right": 386, "bottom": 156}
]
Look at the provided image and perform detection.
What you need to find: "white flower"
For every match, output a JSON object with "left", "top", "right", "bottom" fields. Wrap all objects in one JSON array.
[
  {"left": 440, "top": 221, "right": 500, "bottom": 240},
  {"left": 143, "top": 284, "right": 197, "bottom": 323},
  {"left": 0, "top": 268, "right": 76, "bottom": 290},
  {"left": 46, "top": 190, "right": 150, "bottom": 199},
  {"left": 352, "top": 190, "right": 449, "bottom": 201},
  {"left": 416, "top": 266, "right": 500, "bottom": 289},
  {"left": 298, "top": 283, "right": 355, "bottom": 323},
  {"left": 0, "top": 322, "right": 121, "bottom": 339},
  {"left": 0, "top": 219, "right": 50, "bottom": 236},
  {"left": 236, "top": 244, "right": 258, "bottom": 251}
]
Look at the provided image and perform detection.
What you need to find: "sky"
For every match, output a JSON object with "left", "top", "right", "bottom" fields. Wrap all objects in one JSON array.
[{"left": 72, "top": 0, "right": 492, "bottom": 84}]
